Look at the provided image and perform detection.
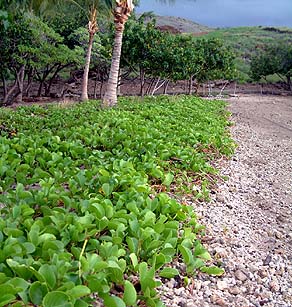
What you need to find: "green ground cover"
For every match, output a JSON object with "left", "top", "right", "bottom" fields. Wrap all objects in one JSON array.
[{"left": 0, "top": 96, "right": 234, "bottom": 307}]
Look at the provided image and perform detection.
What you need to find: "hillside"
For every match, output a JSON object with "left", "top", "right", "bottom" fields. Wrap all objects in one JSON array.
[
  {"left": 155, "top": 15, "right": 292, "bottom": 82},
  {"left": 154, "top": 15, "right": 211, "bottom": 33},
  {"left": 203, "top": 26, "right": 292, "bottom": 81}
]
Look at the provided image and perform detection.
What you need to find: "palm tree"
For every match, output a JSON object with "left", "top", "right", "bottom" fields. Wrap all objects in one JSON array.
[
  {"left": 68, "top": 0, "right": 112, "bottom": 101},
  {"left": 80, "top": 5, "right": 99, "bottom": 101},
  {"left": 101, "top": 0, "right": 134, "bottom": 107}
]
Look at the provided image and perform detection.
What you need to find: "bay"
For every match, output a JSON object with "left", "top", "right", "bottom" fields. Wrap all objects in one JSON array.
[{"left": 136, "top": 0, "right": 292, "bottom": 28}]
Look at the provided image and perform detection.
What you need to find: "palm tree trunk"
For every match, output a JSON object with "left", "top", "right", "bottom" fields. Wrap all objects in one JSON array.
[
  {"left": 102, "top": 25, "right": 125, "bottom": 108},
  {"left": 81, "top": 32, "right": 95, "bottom": 101}
]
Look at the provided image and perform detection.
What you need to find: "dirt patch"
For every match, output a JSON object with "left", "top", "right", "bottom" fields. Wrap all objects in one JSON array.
[
  {"left": 228, "top": 94, "right": 292, "bottom": 139},
  {"left": 1, "top": 78, "right": 291, "bottom": 108}
]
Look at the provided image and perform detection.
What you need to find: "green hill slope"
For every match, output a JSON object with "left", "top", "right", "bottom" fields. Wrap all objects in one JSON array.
[
  {"left": 154, "top": 15, "right": 292, "bottom": 82},
  {"left": 203, "top": 26, "right": 292, "bottom": 81}
]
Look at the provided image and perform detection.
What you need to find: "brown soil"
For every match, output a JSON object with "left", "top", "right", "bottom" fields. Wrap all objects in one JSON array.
[
  {"left": 228, "top": 94, "right": 292, "bottom": 140},
  {"left": 2, "top": 78, "right": 291, "bottom": 108}
]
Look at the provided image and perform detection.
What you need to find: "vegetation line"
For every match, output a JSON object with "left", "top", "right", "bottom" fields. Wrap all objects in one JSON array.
[{"left": 0, "top": 95, "right": 234, "bottom": 306}]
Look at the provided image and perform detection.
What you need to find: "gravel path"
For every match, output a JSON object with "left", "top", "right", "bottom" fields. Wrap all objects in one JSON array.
[{"left": 160, "top": 95, "right": 292, "bottom": 307}]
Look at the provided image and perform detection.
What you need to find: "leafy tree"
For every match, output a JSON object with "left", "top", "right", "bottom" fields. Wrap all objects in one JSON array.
[
  {"left": 1, "top": 0, "right": 59, "bottom": 17},
  {"left": 0, "top": 12, "right": 35, "bottom": 104},
  {"left": 192, "top": 38, "right": 235, "bottom": 85},
  {"left": 122, "top": 17, "right": 235, "bottom": 96},
  {"left": 122, "top": 15, "right": 163, "bottom": 96},
  {"left": 48, "top": 2, "right": 88, "bottom": 47},
  {"left": 250, "top": 43, "right": 292, "bottom": 90},
  {"left": 0, "top": 12, "right": 81, "bottom": 104}
]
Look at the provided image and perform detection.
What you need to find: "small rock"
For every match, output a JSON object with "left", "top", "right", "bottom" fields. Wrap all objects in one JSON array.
[
  {"left": 249, "top": 264, "right": 258, "bottom": 272},
  {"left": 216, "top": 194, "right": 225, "bottom": 203},
  {"left": 274, "top": 231, "right": 282, "bottom": 239},
  {"left": 263, "top": 255, "right": 272, "bottom": 266},
  {"left": 217, "top": 280, "right": 228, "bottom": 290},
  {"left": 195, "top": 281, "right": 202, "bottom": 291},
  {"left": 259, "top": 299, "right": 270, "bottom": 306},
  {"left": 234, "top": 270, "right": 248, "bottom": 282},
  {"left": 228, "top": 287, "right": 241, "bottom": 295},
  {"left": 270, "top": 281, "right": 280, "bottom": 292},
  {"left": 211, "top": 294, "right": 228, "bottom": 307},
  {"left": 214, "top": 247, "right": 228, "bottom": 258},
  {"left": 258, "top": 269, "right": 268, "bottom": 278},
  {"left": 274, "top": 248, "right": 285, "bottom": 255}
]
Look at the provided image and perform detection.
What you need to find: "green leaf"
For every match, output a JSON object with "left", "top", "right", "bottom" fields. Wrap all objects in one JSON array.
[
  {"left": 6, "top": 277, "right": 29, "bottom": 292},
  {"left": 197, "top": 250, "right": 212, "bottom": 261},
  {"left": 194, "top": 242, "right": 212, "bottom": 261},
  {"left": 178, "top": 245, "right": 192, "bottom": 265},
  {"left": 0, "top": 273, "right": 9, "bottom": 284},
  {"left": 162, "top": 173, "right": 174, "bottom": 187},
  {"left": 200, "top": 266, "right": 225, "bottom": 276},
  {"left": 29, "top": 282, "right": 48, "bottom": 305},
  {"left": 39, "top": 265, "right": 56, "bottom": 290},
  {"left": 67, "top": 286, "right": 91, "bottom": 299},
  {"left": 0, "top": 294, "right": 16, "bottom": 307},
  {"left": 102, "top": 183, "right": 112, "bottom": 197},
  {"left": 129, "top": 253, "right": 138, "bottom": 270},
  {"left": 43, "top": 291, "right": 73, "bottom": 307},
  {"left": 38, "top": 233, "right": 56, "bottom": 244},
  {"left": 74, "top": 299, "right": 89, "bottom": 307},
  {"left": 123, "top": 281, "right": 137, "bottom": 306},
  {"left": 22, "top": 242, "right": 36, "bottom": 254},
  {"left": 6, "top": 260, "right": 33, "bottom": 280},
  {"left": 103, "top": 294, "right": 126, "bottom": 307},
  {"left": 153, "top": 253, "right": 167, "bottom": 270},
  {"left": 159, "top": 267, "right": 179, "bottom": 279}
]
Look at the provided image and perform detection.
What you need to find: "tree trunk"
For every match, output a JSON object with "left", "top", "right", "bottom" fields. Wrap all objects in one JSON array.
[
  {"left": 151, "top": 78, "right": 167, "bottom": 96},
  {"left": 163, "top": 80, "right": 170, "bottom": 95},
  {"left": 15, "top": 65, "right": 25, "bottom": 103},
  {"left": 287, "top": 76, "right": 292, "bottom": 91},
  {"left": 81, "top": 32, "right": 95, "bottom": 101},
  {"left": 146, "top": 78, "right": 155, "bottom": 95},
  {"left": 140, "top": 67, "right": 145, "bottom": 97},
  {"left": 3, "top": 80, "right": 18, "bottom": 105},
  {"left": 3, "top": 67, "right": 24, "bottom": 105},
  {"left": 38, "top": 79, "right": 44, "bottom": 97},
  {"left": 102, "top": 24, "right": 125, "bottom": 108},
  {"left": 46, "top": 64, "right": 68, "bottom": 96},
  {"left": 1, "top": 72, "right": 7, "bottom": 100},
  {"left": 117, "top": 72, "right": 121, "bottom": 96},
  {"left": 188, "top": 75, "right": 194, "bottom": 95},
  {"left": 100, "top": 81, "right": 104, "bottom": 98},
  {"left": 25, "top": 67, "right": 35, "bottom": 97},
  {"left": 93, "top": 76, "right": 98, "bottom": 99},
  {"left": 37, "top": 69, "right": 49, "bottom": 97}
]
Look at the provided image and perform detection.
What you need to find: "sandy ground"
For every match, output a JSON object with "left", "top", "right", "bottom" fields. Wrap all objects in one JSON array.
[
  {"left": 161, "top": 94, "right": 292, "bottom": 307},
  {"left": 229, "top": 95, "right": 292, "bottom": 140}
]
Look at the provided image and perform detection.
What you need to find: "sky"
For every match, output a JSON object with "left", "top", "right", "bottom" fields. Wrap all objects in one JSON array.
[{"left": 136, "top": 0, "right": 292, "bottom": 27}]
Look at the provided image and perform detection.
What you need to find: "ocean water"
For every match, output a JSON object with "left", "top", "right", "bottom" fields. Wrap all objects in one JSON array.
[{"left": 136, "top": 0, "right": 292, "bottom": 28}]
